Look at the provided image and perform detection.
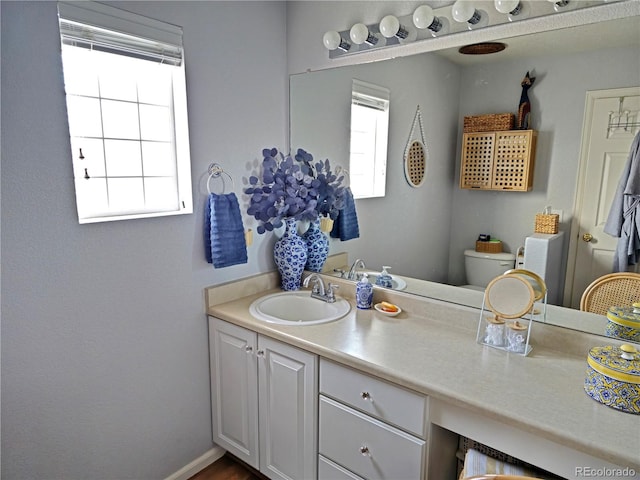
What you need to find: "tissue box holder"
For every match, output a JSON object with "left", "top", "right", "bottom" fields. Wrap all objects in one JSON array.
[
  {"left": 534, "top": 213, "right": 559, "bottom": 234},
  {"left": 584, "top": 345, "right": 640, "bottom": 414},
  {"left": 475, "top": 240, "right": 502, "bottom": 253}
]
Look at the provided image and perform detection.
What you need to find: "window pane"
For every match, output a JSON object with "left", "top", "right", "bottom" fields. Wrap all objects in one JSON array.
[
  {"left": 139, "top": 104, "right": 172, "bottom": 141},
  {"left": 101, "top": 100, "right": 140, "bottom": 140},
  {"left": 98, "top": 53, "right": 139, "bottom": 102},
  {"left": 61, "top": 47, "right": 99, "bottom": 97},
  {"left": 142, "top": 142, "right": 175, "bottom": 176},
  {"left": 75, "top": 177, "right": 109, "bottom": 219},
  {"left": 104, "top": 140, "right": 142, "bottom": 176},
  {"left": 138, "top": 66, "right": 173, "bottom": 106},
  {"left": 66, "top": 96, "right": 103, "bottom": 137},
  {"left": 107, "top": 178, "right": 145, "bottom": 211},
  {"left": 70, "top": 137, "right": 106, "bottom": 178},
  {"left": 144, "top": 177, "right": 179, "bottom": 211}
]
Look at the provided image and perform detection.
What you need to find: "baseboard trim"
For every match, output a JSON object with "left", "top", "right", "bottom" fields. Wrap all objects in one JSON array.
[{"left": 165, "top": 446, "right": 226, "bottom": 480}]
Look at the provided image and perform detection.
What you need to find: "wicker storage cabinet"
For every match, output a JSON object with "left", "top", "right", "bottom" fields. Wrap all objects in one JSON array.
[{"left": 460, "top": 130, "right": 537, "bottom": 191}]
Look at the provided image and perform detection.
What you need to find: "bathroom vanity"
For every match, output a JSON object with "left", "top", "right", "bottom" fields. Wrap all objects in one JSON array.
[{"left": 206, "top": 272, "right": 639, "bottom": 480}]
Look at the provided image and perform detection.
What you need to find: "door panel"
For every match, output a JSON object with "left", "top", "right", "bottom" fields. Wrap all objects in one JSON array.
[{"left": 569, "top": 88, "right": 640, "bottom": 307}]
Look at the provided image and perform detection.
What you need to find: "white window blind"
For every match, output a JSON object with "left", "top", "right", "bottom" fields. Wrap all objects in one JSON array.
[{"left": 58, "top": 1, "right": 193, "bottom": 223}]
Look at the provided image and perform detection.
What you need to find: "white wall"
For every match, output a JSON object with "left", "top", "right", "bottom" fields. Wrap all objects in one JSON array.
[{"left": 1, "top": 1, "right": 287, "bottom": 478}]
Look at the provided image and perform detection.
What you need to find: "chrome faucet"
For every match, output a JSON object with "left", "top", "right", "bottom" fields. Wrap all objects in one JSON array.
[
  {"left": 347, "top": 258, "right": 366, "bottom": 280},
  {"left": 303, "top": 273, "right": 339, "bottom": 303}
]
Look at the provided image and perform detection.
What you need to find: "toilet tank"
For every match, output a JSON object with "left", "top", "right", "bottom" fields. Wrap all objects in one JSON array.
[{"left": 464, "top": 250, "right": 516, "bottom": 287}]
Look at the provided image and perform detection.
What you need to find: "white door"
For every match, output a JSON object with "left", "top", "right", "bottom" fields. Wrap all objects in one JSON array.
[
  {"left": 567, "top": 87, "right": 640, "bottom": 307},
  {"left": 258, "top": 335, "right": 318, "bottom": 480},
  {"left": 209, "top": 317, "right": 259, "bottom": 469}
]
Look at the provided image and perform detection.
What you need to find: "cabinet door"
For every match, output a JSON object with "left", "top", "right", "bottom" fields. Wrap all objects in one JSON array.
[
  {"left": 209, "top": 317, "right": 259, "bottom": 469},
  {"left": 258, "top": 336, "right": 318, "bottom": 480},
  {"left": 460, "top": 132, "right": 495, "bottom": 190},
  {"left": 491, "top": 130, "right": 536, "bottom": 191}
]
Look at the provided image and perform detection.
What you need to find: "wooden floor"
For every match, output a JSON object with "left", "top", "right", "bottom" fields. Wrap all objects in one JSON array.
[{"left": 188, "top": 454, "right": 268, "bottom": 480}]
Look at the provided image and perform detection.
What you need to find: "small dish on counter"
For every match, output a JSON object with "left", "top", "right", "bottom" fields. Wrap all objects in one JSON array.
[{"left": 374, "top": 302, "right": 402, "bottom": 317}]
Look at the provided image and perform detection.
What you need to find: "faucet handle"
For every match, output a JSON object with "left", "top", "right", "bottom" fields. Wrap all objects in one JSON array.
[{"left": 326, "top": 283, "right": 339, "bottom": 302}]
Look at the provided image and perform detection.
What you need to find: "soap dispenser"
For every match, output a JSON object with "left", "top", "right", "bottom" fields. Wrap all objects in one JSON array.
[
  {"left": 356, "top": 273, "right": 373, "bottom": 309},
  {"left": 375, "top": 266, "right": 393, "bottom": 288}
]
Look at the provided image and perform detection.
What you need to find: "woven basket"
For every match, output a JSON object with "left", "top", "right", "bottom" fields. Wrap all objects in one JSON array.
[
  {"left": 534, "top": 213, "right": 559, "bottom": 234},
  {"left": 463, "top": 113, "right": 514, "bottom": 133},
  {"left": 476, "top": 240, "right": 503, "bottom": 253}
]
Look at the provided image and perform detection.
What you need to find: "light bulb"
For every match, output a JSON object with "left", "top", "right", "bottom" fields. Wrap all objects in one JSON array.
[
  {"left": 452, "top": 1, "right": 488, "bottom": 29},
  {"left": 494, "top": 0, "right": 521, "bottom": 14},
  {"left": 379, "top": 15, "right": 408, "bottom": 39},
  {"left": 349, "top": 23, "right": 378, "bottom": 46},
  {"left": 452, "top": 1, "right": 476, "bottom": 22},
  {"left": 413, "top": 5, "right": 443, "bottom": 33},
  {"left": 322, "top": 30, "right": 350, "bottom": 52}
]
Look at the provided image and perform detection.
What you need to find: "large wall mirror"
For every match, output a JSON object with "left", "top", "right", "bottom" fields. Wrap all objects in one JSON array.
[{"left": 290, "top": 13, "right": 640, "bottom": 342}]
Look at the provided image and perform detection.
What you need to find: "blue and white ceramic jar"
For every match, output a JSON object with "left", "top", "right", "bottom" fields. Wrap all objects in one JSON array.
[
  {"left": 303, "top": 218, "right": 329, "bottom": 273},
  {"left": 273, "top": 217, "right": 308, "bottom": 291},
  {"left": 356, "top": 274, "right": 373, "bottom": 309}
]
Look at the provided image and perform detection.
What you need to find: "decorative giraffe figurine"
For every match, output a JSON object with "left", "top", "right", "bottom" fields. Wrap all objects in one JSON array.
[{"left": 517, "top": 71, "right": 536, "bottom": 129}]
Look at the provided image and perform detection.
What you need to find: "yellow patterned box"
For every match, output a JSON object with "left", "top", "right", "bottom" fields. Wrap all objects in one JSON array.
[
  {"left": 584, "top": 345, "right": 640, "bottom": 414},
  {"left": 606, "top": 305, "right": 640, "bottom": 342}
]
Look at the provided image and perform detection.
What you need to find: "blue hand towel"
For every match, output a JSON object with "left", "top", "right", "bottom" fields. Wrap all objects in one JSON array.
[
  {"left": 205, "top": 192, "right": 248, "bottom": 268},
  {"left": 330, "top": 187, "right": 360, "bottom": 241}
]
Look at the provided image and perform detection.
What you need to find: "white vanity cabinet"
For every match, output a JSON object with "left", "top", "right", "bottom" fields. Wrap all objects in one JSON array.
[
  {"left": 318, "top": 359, "right": 429, "bottom": 480},
  {"left": 208, "top": 317, "right": 318, "bottom": 480}
]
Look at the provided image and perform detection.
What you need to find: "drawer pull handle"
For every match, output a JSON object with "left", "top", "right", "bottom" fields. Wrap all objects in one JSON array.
[
  {"left": 360, "top": 391, "right": 371, "bottom": 400},
  {"left": 360, "top": 445, "right": 370, "bottom": 456}
]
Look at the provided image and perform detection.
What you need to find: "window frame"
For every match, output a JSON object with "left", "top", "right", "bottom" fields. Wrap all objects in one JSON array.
[{"left": 58, "top": 1, "right": 193, "bottom": 224}]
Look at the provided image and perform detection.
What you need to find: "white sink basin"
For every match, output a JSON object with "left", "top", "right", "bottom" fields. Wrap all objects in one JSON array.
[{"left": 249, "top": 291, "right": 351, "bottom": 325}]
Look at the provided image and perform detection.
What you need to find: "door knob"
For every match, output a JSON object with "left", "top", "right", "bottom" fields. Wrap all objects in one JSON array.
[{"left": 582, "top": 233, "right": 593, "bottom": 242}]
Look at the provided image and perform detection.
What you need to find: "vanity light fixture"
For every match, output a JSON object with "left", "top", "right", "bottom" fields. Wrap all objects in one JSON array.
[
  {"left": 412, "top": 5, "right": 446, "bottom": 36},
  {"left": 379, "top": 15, "right": 409, "bottom": 40},
  {"left": 349, "top": 23, "right": 379, "bottom": 46},
  {"left": 451, "top": 0, "right": 489, "bottom": 29},
  {"left": 322, "top": 30, "right": 351, "bottom": 52}
]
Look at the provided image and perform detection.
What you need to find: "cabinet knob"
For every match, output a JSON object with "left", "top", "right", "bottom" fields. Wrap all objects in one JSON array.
[
  {"left": 256, "top": 349, "right": 265, "bottom": 357},
  {"left": 360, "top": 391, "right": 371, "bottom": 400},
  {"left": 245, "top": 346, "right": 253, "bottom": 353},
  {"left": 359, "top": 445, "right": 370, "bottom": 456}
]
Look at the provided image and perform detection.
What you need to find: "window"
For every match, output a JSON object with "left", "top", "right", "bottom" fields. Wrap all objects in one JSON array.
[
  {"left": 58, "top": 1, "right": 193, "bottom": 223},
  {"left": 349, "top": 80, "right": 390, "bottom": 199}
]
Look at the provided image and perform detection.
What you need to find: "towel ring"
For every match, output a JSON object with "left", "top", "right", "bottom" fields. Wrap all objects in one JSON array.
[{"left": 207, "top": 163, "right": 234, "bottom": 194}]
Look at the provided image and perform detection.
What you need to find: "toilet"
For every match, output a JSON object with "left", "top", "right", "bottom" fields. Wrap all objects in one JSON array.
[{"left": 462, "top": 250, "right": 516, "bottom": 291}]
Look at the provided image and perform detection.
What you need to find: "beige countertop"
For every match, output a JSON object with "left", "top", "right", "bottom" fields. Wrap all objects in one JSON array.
[{"left": 205, "top": 273, "right": 640, "bottom": 473}]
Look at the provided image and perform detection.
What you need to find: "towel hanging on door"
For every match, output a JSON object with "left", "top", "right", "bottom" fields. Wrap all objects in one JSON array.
[
  {"left": 604, "top": 130, "right": 640, "bottom": 272},
  {"left": 205, "top": 192, "right": 248, "bottom": 268}
]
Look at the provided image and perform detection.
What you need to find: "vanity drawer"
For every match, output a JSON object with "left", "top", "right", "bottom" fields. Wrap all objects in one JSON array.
[
  {"left": 319, "top": 455, "right": 365, "bottom": 480},
  {"left": 319, "top": 395, "right": 426, "bottom": 480},
  {"left": 320, "top": 359, "right": 428, "bottom": 438}
]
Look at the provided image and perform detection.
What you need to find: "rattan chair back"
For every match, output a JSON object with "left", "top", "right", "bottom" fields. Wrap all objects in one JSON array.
[{"left": 580, "top": 272, "right": 640, "bottom": 315}]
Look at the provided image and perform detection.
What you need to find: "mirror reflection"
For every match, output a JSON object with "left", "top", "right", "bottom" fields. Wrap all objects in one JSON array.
[{"left": 290, "top": 17, "right": 640, "bottom": 341}]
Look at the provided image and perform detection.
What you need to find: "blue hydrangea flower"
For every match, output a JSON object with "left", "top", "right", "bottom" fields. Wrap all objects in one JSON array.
[{"left": 245, "top": 147, "right": 346, "bottom": 234}]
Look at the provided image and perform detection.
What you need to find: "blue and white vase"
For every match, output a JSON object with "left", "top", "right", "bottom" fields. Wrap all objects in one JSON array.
[
  {"left": 303, "top": 218, "right": 329, "bottom": 273},
  {"left": 273, "top": 217, "right": 308, "bottom": 291}
]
